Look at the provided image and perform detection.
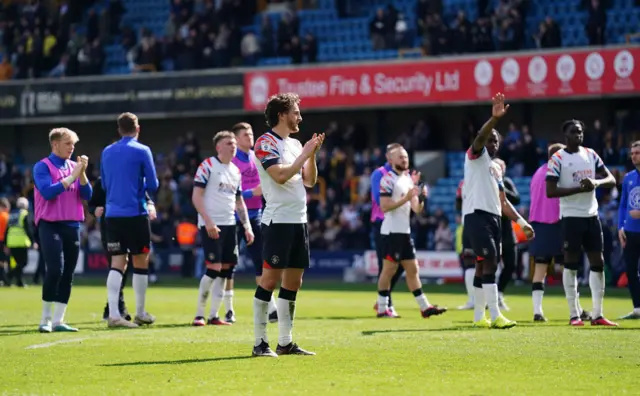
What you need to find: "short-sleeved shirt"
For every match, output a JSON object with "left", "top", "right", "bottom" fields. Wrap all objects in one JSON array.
[
  {"left": 254, "top": 131, "right": 307, "bottom": 224},
  {"left": 463, "top": 147, "right": 504, "bottom": 217},
  {"left": 194, "top": 156, "right": 241, "bottom": 227},
  {"left": 545, "top": 147, "right": 604, "bottom": 218},
  {"left": 380, "top": 169, "right": 413, "bottom": 235}
]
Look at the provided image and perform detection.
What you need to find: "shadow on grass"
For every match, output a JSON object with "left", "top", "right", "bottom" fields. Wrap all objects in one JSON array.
[
  {"left": 100, "top": 356, "right": 254, "bottom": 367},
  {"left": 298, "top": 315, "right": 375, "bottom": 321}
]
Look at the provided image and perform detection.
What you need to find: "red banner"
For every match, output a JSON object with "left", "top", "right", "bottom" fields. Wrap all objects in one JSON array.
[{"left": 244, "top": 46, "right": 639, "bottom": 111}]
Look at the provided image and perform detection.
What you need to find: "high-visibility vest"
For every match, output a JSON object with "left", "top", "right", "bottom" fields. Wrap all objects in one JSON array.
[
  {"left": 176, "top": 222, "right": 198, "bottom": 246},
  {"left": 5, "top": 209, "right": 31, "bottom": 248}
]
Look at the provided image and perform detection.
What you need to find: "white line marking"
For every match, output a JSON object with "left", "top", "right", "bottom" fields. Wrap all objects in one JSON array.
[{"left": 25, "top": 337, "right": 90, "bottom": 350}]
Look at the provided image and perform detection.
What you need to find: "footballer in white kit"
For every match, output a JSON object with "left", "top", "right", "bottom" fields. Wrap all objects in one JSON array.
[
  {"left": 251, "top": 93, "right": 324, "bottom": 358},
  {"left": 545, "top": 119, "right": 618, "bottom": 327},
  {"left": 191, "top": 131, "right": 254, "bottom": 327},
  {"left": 375, "top": 146, "right": 447, "bottom": 319},
  {"left": 462, "top": 93, "right": 534, "bottom": 329}
]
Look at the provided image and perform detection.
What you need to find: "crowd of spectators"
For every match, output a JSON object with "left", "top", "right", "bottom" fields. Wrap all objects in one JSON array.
[{"left": 1, "top": 0, "right": 634, "bottom": 80}]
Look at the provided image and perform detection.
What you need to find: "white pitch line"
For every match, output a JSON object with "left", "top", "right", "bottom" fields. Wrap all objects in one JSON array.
[{"left": 25, "top": 337, "right": 90, "bottom": 350}]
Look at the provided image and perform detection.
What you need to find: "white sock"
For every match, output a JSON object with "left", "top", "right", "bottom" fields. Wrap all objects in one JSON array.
[
  {"left": 483, "top": 283, "right": 501, "bottom": 321},
  {"left": 498, "top": 292, "right": 505, "bottom": 301},
  {"left": 52, "top": 302, "right": 67, "bottom": 325},
  {"left": 464, "top": 268, "right": 475, "bottom": 303},
  {"left": 209, "top": 277, "right": 225, "bottom": 319},
  {"left": 196, "top": 274, "right": 215, "bottom": 317},
  {"left": 414, "top": 289, "right": 430, "bottom": 311},
  {"left": 107, "top": 270, "right": 123, "bottom": 319},
  {"left": 576, "top": 292, "right": 584, "bottom": 315},
  {"left": 223, "top": 290, "right": 234, "bottom": 313},
  {"left": 589, "top": 270, "right": 605, "bottom": 318},
  {"left": 634, "top": 307, "right": 640, "bottom": 314},
  {"left": 268, "top": 294, "right": 277, "bottom": 314},
  {"left": 562, "top": 269, "right": 579, "bottom": 318},
  {"left": 41, "top": 301, "right": 52, "bottom": 325},
  {"left": 377, "top": 292, "right": 389, "bottom": 314},
  {"left": 277, "top": 295, "right": 296, "bottom": 346},
  {"left": 132, "top": 272, "right": 149, "bottom": 317},
  {"left": 473, "top": 286, "right": 485, "bottom": 322},
  {"left": 533, "top": 290, "right": 544, "bottom": 315},
  {"left": 253, "top": 296, "right": 269, "bottom": 346}
]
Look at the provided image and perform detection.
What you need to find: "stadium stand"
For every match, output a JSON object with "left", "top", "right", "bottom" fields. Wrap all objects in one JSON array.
[{"left": 2, "top": 0, "right": 639, "bottom": 77}]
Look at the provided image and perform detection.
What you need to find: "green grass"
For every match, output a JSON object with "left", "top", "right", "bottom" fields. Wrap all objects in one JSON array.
[{"left": 1, "top": 280, "right": 640, "bottom": 395}]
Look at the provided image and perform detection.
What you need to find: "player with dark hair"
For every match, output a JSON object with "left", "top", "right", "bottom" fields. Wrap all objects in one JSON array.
[
  {"left": 371, "top": 142, "right": 405, "bottom": 317},
  {"left": 252, "top": 93, "right": 323, "bottom": 357},
  {"left": 529, "top": 143, "right": 591, "bottom": 322},
  {"left": 463, "top": 93, "right": 534, "bottom": 329},
  {"left": 222, "top": 122, "right": 278, "bottom": 324},
  {"left": 618, "top": 140, "right": 640, "bottom": 320},
  {"left": 191, "top": 131, "right": 254, "bottom": 326},
  {"left": 546, "top": 119, "right": 617, "bottom": 326},
  {"left": 102, "top": 112, "right": 158, "bottom": 328},
  {"left": 89, "top": 174, "right": 157, "bottom": 321}
]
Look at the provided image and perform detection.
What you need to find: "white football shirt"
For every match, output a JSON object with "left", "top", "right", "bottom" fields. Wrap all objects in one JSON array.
[
  {"left": 193, "top": 156, "right": 242, "bottom": 227},
  {"left": 546, "top": 147, "right": 604, "bottom": 218},
  {"left": 380, "top": 170, "right": 413, "bottom": 235},
  {"left": 254, "top": 131, "right": 307, "bottom": 224},
  {"left": 463, "top": 147, "right": 503, "bottom": 217}
]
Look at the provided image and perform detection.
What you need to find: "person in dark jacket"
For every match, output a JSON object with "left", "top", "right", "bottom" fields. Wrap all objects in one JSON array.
[
  {"left": 88, "top": 176, "right": 156, "bottom": 320},
  {"left": 493, "top": 158, "right": 520, "bottom": 311}
]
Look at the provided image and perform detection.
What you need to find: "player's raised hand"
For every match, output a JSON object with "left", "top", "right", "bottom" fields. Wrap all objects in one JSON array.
[
  {"left": 410, "top": 170, "right": 421, "bottom": 185},
  {"left": 302, "top": 134, "right": 320, "bottom": 158},
  {"left": 245, "top": 228, "right": 255, "bottom": 245},
  {"left": 313, "top": 133, "right": 325, "bottom": 153},
  {"left": 406, "top": 186, "right": 420, "bottom": 201},
  {"left": 491, "top": 93, "right": 510, "bottom": 119}
]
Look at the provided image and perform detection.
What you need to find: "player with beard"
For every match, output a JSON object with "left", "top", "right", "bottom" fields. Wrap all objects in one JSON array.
[
  {"left": 375, "top": 146, "right": 446, "bottom": 318},
  {"left": 251, "top": 93, "right": 323, "bottom": 357},
  {"left": 463, "top": 93, "right": 534, "bottom": 329},
  {"left": 371, "top": 143, "right": 405, "bottom": 317},
  {"left": 546, "top": 120, "right": 617, "bottom": 326},
  {"left": 223, "top": 122, "right": 278, "bottom": 324}
]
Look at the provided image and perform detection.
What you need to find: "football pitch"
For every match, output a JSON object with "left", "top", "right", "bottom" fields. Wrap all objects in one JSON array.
[{"left": 1, "top": 279, "right": 640, "bottom": 395}]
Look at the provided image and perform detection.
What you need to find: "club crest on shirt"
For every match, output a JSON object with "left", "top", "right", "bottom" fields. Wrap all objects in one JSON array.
[{"left": 630, "top": 186, "right": 640, "bottom": 210}]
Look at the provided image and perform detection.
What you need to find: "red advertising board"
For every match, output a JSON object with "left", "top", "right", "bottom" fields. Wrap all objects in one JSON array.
[{"left": 244, "top": 46, "right": 639, "bottom": 111}]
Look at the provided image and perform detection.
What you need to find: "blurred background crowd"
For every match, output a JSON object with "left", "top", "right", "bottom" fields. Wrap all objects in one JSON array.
[{"left": 1, "top": 0, "right": 640, "bottom": 284}]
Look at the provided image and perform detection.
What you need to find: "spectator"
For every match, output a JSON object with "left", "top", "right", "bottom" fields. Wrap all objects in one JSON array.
[
  {"left": 108, "top": 0, "right": 125, "bottom": 36},
  {"left": 259, "top": 15, "right": 275, "bottom": 57},
  {"left": 586, "top": 0, "right": 607, "bottom": 45},
  {"left": 395, "top": 13, "right": 409, "bottom": 48},
  {"left": 48, "top": 53, "right": 68, "bottom": 77},
  {"left": 473, "top": 16, "right": 494, "bottom": 52},
  {"left": 451, "top": 10, "right": 472, "bottom": 54},
  {"left": 289, "top": 35, "right": 303, "bottom": 64},
  {"left": 0, "top": 55, "right": 13, "bottom": 80},
  {"left": 241, "top": 31, "right": 260, "bottom": 66},
  {"left": 276, "top": 11, "right": 298, "bottom": 55},
  {"left": 435, "top": 219, "right": 453, "bottom": 251},
  {"left": 302, "top": 33, "right": 317, "bottom": 63},
  {"left": 369, "top": 8, "right": 387, "bottom": 50}
]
